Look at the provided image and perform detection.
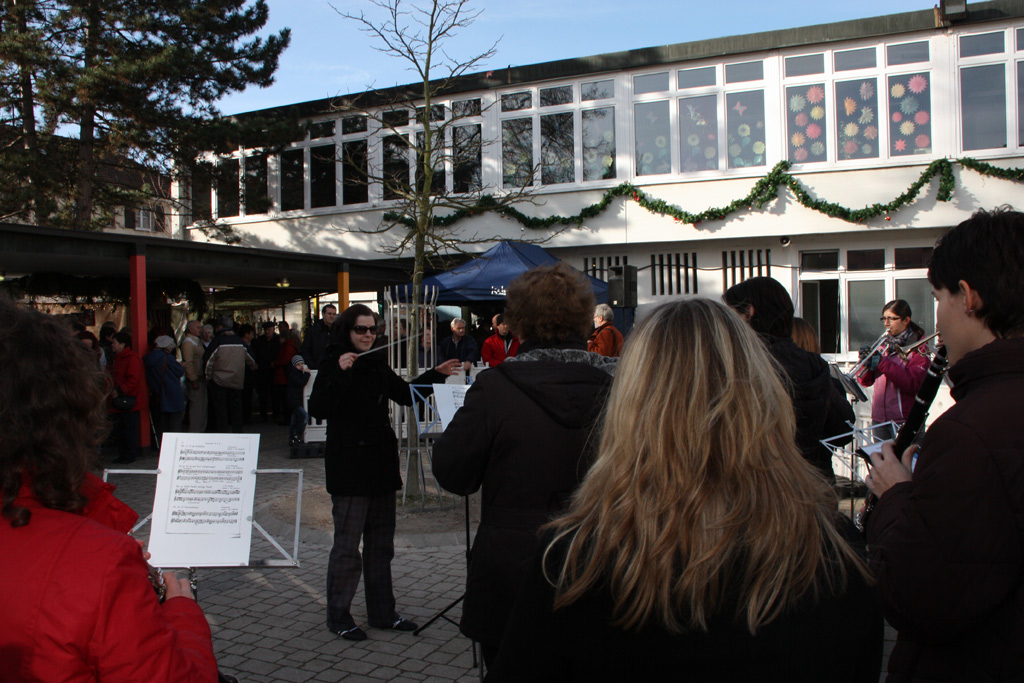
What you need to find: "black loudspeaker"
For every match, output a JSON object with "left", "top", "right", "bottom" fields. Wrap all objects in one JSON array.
[{"left": 608, "top": 265, "right": 638, "bottom": 308}]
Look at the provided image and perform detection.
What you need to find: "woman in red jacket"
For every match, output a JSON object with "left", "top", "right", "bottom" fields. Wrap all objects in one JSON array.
[
  {"left": 272, "top": 323, "right": 298, "bottom": 425},
  {"left": 0, "top": 297, "right": 218, "bottom": 682},
  {"left": 857, "top": 299, "right": 929, "bottom": 425},
  {"left": 109, "top": 330, "right": 147, "bottom": 464}
]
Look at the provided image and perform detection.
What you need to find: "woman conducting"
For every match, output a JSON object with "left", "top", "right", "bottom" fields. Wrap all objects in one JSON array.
[
  {"left": 857, "top": 299, "right": 929, "bottom": 425},
  {"left": 489, "top": 299, "right": 881, "bottom": 680},
  {"left": 309, "top": 304, "right": 459, "bottom": 642},
  {"left": 0, "top": 297, "right": 218, "bottom": 681}
]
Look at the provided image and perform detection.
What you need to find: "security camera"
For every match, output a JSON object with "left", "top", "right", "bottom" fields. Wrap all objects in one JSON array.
[{"left": 779, "top": 236, "right": 791, "bottom": 247}]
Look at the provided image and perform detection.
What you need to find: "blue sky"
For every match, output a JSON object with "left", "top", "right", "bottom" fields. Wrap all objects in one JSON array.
[{"left": 218, "top": 0, "right": 931, "bottom": 115}]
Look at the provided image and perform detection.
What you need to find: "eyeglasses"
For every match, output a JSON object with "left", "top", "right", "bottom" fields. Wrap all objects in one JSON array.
[
  {"left": 352, "top": 325, "right": 378, "bottom": 335},
  {"left": 880, "top": 315, "right": 905, "bottom": 323}
]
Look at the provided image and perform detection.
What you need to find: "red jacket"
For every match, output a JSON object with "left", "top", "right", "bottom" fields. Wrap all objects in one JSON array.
[
  {"left": 272, "top": 338, "right": 297, "bottom": 385},
  {"left": 111, "top": 346, "right": 146, "bottom": 413},
  {"left": 0, "top": 481, "right": 217, "bottom": 682},
  {"left": 587, "top": 322, "right": 624, "bottom": 357},
  {"left": 481, "top": 333, "right": 520, "bottom": 367},
  {"left": 858, "top": 347, "right": 929, "bottom": 424}
]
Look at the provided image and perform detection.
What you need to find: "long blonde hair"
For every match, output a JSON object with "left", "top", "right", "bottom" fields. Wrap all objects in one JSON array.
[{"left": 545, "top": 298, "right": 869, "bottom": 633}]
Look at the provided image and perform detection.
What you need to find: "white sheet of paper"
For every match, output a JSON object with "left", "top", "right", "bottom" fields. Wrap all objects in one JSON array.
[
  {"left": 147, "top": 433, "right": 260, "bottom": 568},
  {"left": 433, "top": 383, "right": 470, "bottom": 430}
]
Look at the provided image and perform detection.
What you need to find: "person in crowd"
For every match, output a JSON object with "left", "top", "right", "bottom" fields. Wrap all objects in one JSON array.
[
  {"left": 724, "top": 277, "right": 853, "bottom": 482},
  {"left": 864, "top": 208, "right": 1024, "bottom": 681},
  {"left": 0, "top": 297, "right": 218, "bottom": 681},
  {"left": 587, "top": 303, "right": 624, "bottom": 357},
  {"left": 144, "top": 334, "right": 186, "bottom": 441},
  {"left": 109, "top": 330, "right": 146, "bottom": 464},
  {"left": 439, "top": 317, "right": 479, "bottom": 371},
  {"left": 791, "top": 316, "right": 821, "bottom": 354},
  {"left": 272, "top": 321, "right": 297, "bottom": 423},
  {"left": 857, "top": 299, "right": 930, "bottom": 425},
  {"left": 181, "top": 320, "right": 208, "bottom": 433},
  {"left": 308, "top": 304, "right": 460, "bottom": 642},
  {"left": 286, "top": 354, "right": 312, "bottom": 447},
  {"left": 252, "top": 321, "right": 280, "bottom": 423},
  {"left": 99, "top": 321, "right": 117, "bottom": 370},
  {"left": 75, "top": 329, "right": 104, "bottom": 370},
  {"left": 489, "top": 298, "right": 881, "bottom": 680},
  {"left": 480, "top": 313, "right": 519, "bottom": 367},
  {"left": 203, "top": 317, "right": 255, "bottom": 433},
  {"left": 433, "top": 262, "right": 618, "bottom": 665},
  {"left": 237, "top": 323, "right": 257, "bottom": 425},
  {"left": 301, "top": 303, "right": 337, "bottom": 370},
  {"left": 199, "top": 323, "right": 214, "bottom": 349}
]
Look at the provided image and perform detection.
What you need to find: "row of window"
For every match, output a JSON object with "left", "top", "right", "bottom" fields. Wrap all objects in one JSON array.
[{"left": 198, "top": 24, "right": 1024, "bottom": 220}]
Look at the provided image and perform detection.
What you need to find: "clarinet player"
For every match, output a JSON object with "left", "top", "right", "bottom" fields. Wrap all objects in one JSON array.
[
  {"left": 857, "top": 299, "right": 930, "bottom": 425},
  {"left": 863, "top": 208, "right": 1024, "bottom": 682}
]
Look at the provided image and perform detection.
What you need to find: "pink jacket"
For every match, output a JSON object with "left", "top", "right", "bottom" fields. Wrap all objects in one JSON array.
[
  {"left": 859, "top": 348, "right": 930, "bottom": 424},
  {"left": 0, "top": 481, "right": 217, "bottom": 682}
]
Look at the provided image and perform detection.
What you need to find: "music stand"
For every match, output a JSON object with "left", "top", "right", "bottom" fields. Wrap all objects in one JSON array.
[{"left": 821, "top": 420, "right": 898, "bottom": 517}]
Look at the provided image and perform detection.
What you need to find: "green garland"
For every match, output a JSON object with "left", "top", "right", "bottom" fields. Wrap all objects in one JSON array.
[
  {"left": 383, "top": 156, "right": 1018, "bottom": 231},
  {"left": 0, "top": 273, "right": 206, "bottom": 310}
]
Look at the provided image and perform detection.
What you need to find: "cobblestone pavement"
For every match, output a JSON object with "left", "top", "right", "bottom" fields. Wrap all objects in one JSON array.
[
  {"left": 102, "top": 423, "right": 484, "bottom": 683},
  {"left": 101, "top": 421, "right": 895, "bottom": 682}
]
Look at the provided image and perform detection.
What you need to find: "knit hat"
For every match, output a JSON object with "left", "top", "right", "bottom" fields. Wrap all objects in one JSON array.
[
  {"left": 154, "top": 335, "right": 176, "bottom": 351},
  {"left": 291, "top": 355, "right": 305, "bottom": 367}
]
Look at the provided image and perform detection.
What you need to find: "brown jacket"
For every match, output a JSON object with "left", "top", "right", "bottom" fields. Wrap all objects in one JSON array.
[{"left": 587, "top": 322, "right": 624, "bottom": 357}]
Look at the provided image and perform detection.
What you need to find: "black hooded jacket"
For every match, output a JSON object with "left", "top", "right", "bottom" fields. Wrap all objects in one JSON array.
[{"left": 432, "top": 340, "right": 616, "bottom": 646}]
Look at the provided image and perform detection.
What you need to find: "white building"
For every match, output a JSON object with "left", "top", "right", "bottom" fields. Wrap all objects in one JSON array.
[{"left": 188, "top": 0, "right": 1024, "bottom": 363}]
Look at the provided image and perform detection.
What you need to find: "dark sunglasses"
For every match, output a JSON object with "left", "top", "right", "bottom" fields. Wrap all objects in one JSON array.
[{"left": 352, "top": 325, "right": 378, "bottom": 335}]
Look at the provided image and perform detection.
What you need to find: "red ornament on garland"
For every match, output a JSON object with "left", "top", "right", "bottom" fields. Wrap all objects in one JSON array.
[{"left": 885, "top": 215, "right": 891, "bottom": 221}]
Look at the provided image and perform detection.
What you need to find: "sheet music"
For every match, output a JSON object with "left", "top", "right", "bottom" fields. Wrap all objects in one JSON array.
[
  {"left": 148, "top": 433, "right": 259, "bottom": 567},
  {"left": 433, "top": 383, "right": 470, "bottom": 429}
]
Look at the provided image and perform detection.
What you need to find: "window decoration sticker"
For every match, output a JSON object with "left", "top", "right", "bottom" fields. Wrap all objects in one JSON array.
[
  {"left": 889, "top": 72, "right": 931, "bottom": 156},
  {"left": 836, "top": 78, "right": 880, "bottom": 160},
  {"left": 787, "top": 84, "right": 827, "bottom": 164}
]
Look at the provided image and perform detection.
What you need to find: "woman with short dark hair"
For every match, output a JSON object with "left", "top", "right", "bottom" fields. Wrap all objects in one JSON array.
[
  {"left": 109, "top": 329, "right": 146, "bottom": 464},
  {"left": 857, "top": 299, "right": 929, "bottom": 425}
]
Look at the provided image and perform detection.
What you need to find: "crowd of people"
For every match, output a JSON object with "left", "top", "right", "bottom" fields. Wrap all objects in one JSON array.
[{"left": 3, "top": 208, "right": 1023, "bottom": 682}]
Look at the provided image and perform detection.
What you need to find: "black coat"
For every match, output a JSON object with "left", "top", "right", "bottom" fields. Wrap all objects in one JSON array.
[
  {"left": 488, "top": 526, "right": 882, "bottom": 682},
  {"left": 300, "top": 320, "right": 331, "bottom": 370},
  {"left": 432, "top": 344, "right": 616, "bottom": 646},
  {"left": 866, "top": 338, "right": 1024, "bottom": 681},
  {"left": 310, "top": 350, "right": 444, "bottom": 497},
  {"left": 765, "top": 336, "right": 854, "bottom": 481}
]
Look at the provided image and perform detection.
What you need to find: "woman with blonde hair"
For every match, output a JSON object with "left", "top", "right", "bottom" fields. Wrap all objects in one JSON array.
[{"left": 489, "top": 298, "right": 881, "bottom": 681}]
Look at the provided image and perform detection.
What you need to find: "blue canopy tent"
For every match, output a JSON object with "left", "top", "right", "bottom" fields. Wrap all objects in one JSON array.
[{"left": 393, "top": 241, "right": 608, "bottom": 304}]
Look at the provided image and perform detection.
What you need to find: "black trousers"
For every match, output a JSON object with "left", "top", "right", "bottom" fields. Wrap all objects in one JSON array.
[
  {"left": 326, "top": 493, "right": 399, "bottom": 630},
  {"left": 208, "top": 382, "right": 243, "bottom": 433}
]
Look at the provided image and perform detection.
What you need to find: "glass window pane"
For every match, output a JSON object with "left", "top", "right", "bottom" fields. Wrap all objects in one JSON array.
[
  {"left": 310, "top": 144, "right": 336, "bottom": 208},
  {"left": 342, "top": 140, "right": 368, "bottom": 205},
  {"left": 678, "top": 66, "right": 716, "bottom": 89},
  {"left": 848, "top": 280, "right": 886, "bottom": 352},
  {"left": 191, "top": 173, "right": 212, "bottom": 223},
  {"left": 726, "top": 90, "right": 766, "bottom": 168},
  {"left": 382, "top": 135, "right": 409, "bottom": 200},
  {"left": 847, "top": 249, "right": 884, "bottom": 271},
  {"left": 217, "top": 159, "right": 239, "bottom": 218},
  {"left": 582, "top": 107, "right": 616, "bottom": 181},
  {"left": 888, "top": 73, "right": 932, "bottom": 156},
  {"left": 382, "top": 109, "right": 408, "bottom": 127},
  {"left": 800, "top": 251, "right": 839, "bottom": 271},
  {"left": 582, "top": 79, "right": 614, "bottom": 101},
  {"left": 453, "top": 124, "right": 482, "bottom": 193},
  {"left": 501, "top": 92, "right": 531, "bottom": 112},
  {"left": 835, "top": 48, "right": 876, "bottom": 71},
  {"left": 961, "top": 64, "right": 1007, "bottom": 150},
  {"left": 785, "top": 54, "right": 824, "bottom": 77},
  {"left": 960, "top": 32, "right": 1004, "bottom": 57},
  {"left": 280, "top": 149, "right": 304, "bottom": 211},
  {"left": 680, "top": 95, "right": 719, "bottom": 173},
  {"left": 308, "top": 120, "right": 334, "bottom": 139},
  {"left": 896, "top": 278, "right": 935, "bottom": 339},
  {"left": 540, "top": 112, "right": 574, "bottom": 185},
  {"left": 416, "top": 105, "right": 445, "bottom": 124},
  {"left": 341, "top": 115, "right": 367, "bottom": 135},
  {"left": 453, "top": 99, "right": 482, "bottom": 117},
  {"left": 887, "top": 41, "right": 929, "bottom": 65},
  {"left": 836, "top": 78, "right": 880, "bottom": 160},
  {"left": 502, "top": 118, "right": 533, "bottom": 187},
  {"left": 415, "top": 131, "right": 444, "bottom": 195},
  {"left": 725, "top": 61, "right": 763, "bottom": 83},
  {"left": 1018, "top": 62, "right": 1024, "bottom": 146},
  {"left": 894, "top": 246, "right": 932, "bottom": 269},
  {"left": 1018, "top": 27, "right": 1024, "bottom": 50},
  {"left": 243, "top": 153, "right": 268, "bottom": 214},
  {"left": 634, "top": 72, "right": 669, "bottom": 94},
  {"left": 540, "top": 85, "right": 573, "bottom": 107},
  {"left": 634, "top": 100, "right": 671, "bottom": 176},
  {"left": 787, "top": 83, "right": 827, "bottom": 164}
]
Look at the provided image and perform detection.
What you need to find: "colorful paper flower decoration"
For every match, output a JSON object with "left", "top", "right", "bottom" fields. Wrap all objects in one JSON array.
[
  {"left": 790, "top": 94, "right": 807, "bottom": 112},
  {"left": 791, "top": 132, "right": 806, "bottom": 147},
  {"left": 914, "top": 111, "right": 930, "bottom": 125},
  {"left": 810, "top": 106, "right": 825, "bottom": 120},
  {"left": 807, "top": 85, "right": 825, "bottom": 103},
  {"left": 859, "top": 107, "right": 874, "bottom": 124},
  {"left": 860, "top": 81, "right": 875, "bottom": 100},
  {"left": 908, "top": 74, "right": 928, "bottom": 94},
  {"left": 795, "top": 113, "right": 809, "bottom": 126},
  {"left": 900, "top": 121, "right": 916, "bottom": 136},
  {"left": 844, "top": 97, "right": 858, "bottom": 115},
  {"left": 915, "top": 134, "right": 930, "bottom": 149},
  {"left": 891, "top": 83, "right": 906, "bottom": 98},
  {"left": 806, "top": 123, "right": 822, "bottom": 139}
]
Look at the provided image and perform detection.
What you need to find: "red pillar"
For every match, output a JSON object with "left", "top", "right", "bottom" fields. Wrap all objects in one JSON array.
[{"left": 129, "top": 248, "right": 151, "bottom": 448}]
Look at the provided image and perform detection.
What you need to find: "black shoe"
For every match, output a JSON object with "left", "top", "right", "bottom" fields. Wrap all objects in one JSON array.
[
  {"left": 329, "top": 625, "right": 367, "bottom": 641},
  {"left": 387, "top": 617, "right": 418, "bottom": 632}
]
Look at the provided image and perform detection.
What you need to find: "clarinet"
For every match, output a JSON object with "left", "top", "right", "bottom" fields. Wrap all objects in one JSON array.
[{"left": 856, "top": 345, "right": 949, "bottom": 531}]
